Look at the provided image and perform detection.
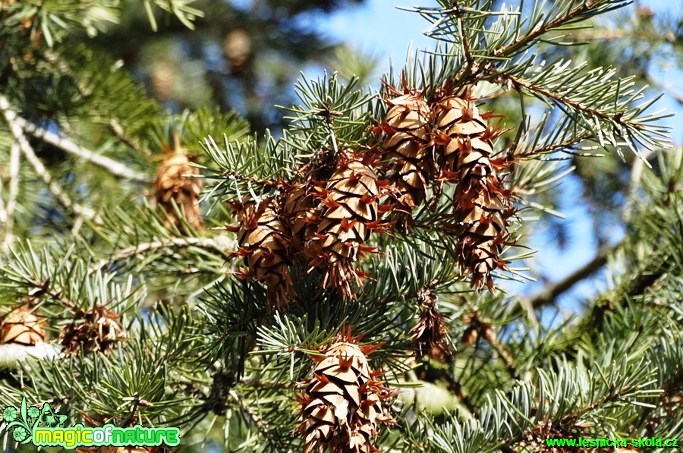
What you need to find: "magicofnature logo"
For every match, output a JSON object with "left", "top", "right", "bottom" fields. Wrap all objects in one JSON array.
[
  {"left": 1, "top": 398, "right": 180, "bottom": 448},
  {"left": 1, "top": 397, "right": 67, "bottom": 444}
]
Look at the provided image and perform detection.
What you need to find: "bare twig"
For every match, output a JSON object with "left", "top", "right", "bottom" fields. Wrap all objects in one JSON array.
[
  {"left": 525, "top": 240, "right": 622, "bottom": 311},
  {"left": 0, "top": 96, "right": 98, "bottom": 221},
  {"left": 109, "top": 118, "right": 150, "bottom": 157},
  {"left": 480, "top": 324, "right": 517, "bottom": 378},
  {"left": 0, "top": 178, "right": 5, "bottom": 224},
  {"left": 1, "top": 142, "right": 21, "bottom": 252},
  {"left": 88, "top": 236, "right": 235, "bottom": 274},
  {"left": 228, "top": 389, "right": 277, "bottom": 443},
  {"left": 647, "top": 75, "right": 683, "bottom": 106},
  {"left": 0, "top": 93, "right": 148, "bottom": 182},
  {"left": 20, "top": 117, "right": 149, "bottom": 182}
]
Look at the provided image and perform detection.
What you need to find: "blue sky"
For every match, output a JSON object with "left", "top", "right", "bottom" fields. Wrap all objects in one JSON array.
[{"left": 316, "top": 0, "right": 682, "bottom": 313}]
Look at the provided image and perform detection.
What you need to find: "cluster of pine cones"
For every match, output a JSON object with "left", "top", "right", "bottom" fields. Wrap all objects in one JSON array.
[
  {"left": 151, "top": 83, "right": 516, "bottom": 453},
  {"left": 228, "top": 84, "right": 514, "bottom": 307},
  {"left": 230, "top": 150, "right": 385, "bottom": 307},
  {"left": 380, "top": 86, "right": 514, "bottom": 290}
]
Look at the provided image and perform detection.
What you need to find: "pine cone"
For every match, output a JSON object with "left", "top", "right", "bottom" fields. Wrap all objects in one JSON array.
[
  {"left": 432, "top": 95, "right": 514, "bottom": 290},
  {"left": 0, "top": 306, "right": 45, "bottom": 345},
  {"left": 154, "top": 143, "right": 204, "bottom": 232},
  {"left": 233, "top": 199, "right": 293, "bottom": 309},
  {"left": 59, "top": 305, "right": 125, "bottom": 356},
  {"left": 409, "top": 288, "right": 452, "bottom": 363},
  {"left": 296, "top": 341, "right": 394, "bottom": 453},
  {"left": 380, "top": 92, "right": 432, "bottom": 211},
  {"left": 304, "top": 152, "right": 383, "bottom": 299},
  {"left": 283, "top": 183, "right": 318, "bottom": 251}
]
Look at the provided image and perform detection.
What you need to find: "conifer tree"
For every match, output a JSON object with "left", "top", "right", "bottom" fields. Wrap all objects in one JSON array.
[{"left": 1, "top": 1, "right": 682, "bottom": 452}]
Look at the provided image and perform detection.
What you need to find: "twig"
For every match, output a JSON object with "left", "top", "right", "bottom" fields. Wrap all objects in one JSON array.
[
  {"left": 1, "top": 142, "right": 21, "bottom": 252},
  {"left": 87, "top": 236, "right": 235, "bottom": 274},
  {"left": 480, "top": 324, "right": 517, "bottom": 378},
  {"left": 492, "top": 1, "right": 604, "bottom": 59},
  {"left": 452, "top": 0, "right": 476, "bottom": 79},
  {"left": 228, "top": 389, "right": 277, "bottom": 444},
  {"left": 0, "top": 176, "right": 6, "bottom": 224},
  {"left": 109, "top": 118, "right": 150, "bottom": 157},
  {"left": 0, "top": 97, "right": 98, "bottom": 221},
  {"left": 517, "top": 131, "right": 594, "bottom": 157},
  {"left": 525, "top": 240, "right": 622, "bottom": 310},
  {"left": 0, "top": 94, "right": 148, "bottom": 182},
  {"left": 20, "top": 117, "right": 149, "bottom": 182},
  {"left": 647, "top": 74, "right": 683, "bottom": 106},
  {"left": 499, "top": 73, "right": 629, "bottom": 130}
]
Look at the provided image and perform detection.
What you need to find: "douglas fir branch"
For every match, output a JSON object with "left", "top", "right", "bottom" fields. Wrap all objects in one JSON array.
[{"left": 0, "top": 0, "right": 679, "bottom": 452}]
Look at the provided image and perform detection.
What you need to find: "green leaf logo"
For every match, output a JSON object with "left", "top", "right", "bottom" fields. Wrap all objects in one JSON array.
[{"left": 39, "top": 402, "right": 67, "bottom": 428}]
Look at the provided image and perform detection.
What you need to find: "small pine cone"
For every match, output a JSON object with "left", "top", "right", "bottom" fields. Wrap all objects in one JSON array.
[
  {"left": 409, "top": 288, "right": 452, "bottom": 363},
  {"left": 304, "top": 153, "right": 382, "bottom": 299},
  {"left": 59, "top": 305, "right": 125, "bottom": 356},
  {"left": 432, "top": 95, "right": 514, "bottom": 290},
  {"left": 154, "top": 145, "right": 204, "bottom": 232},
  {"left": 234, "top": 199, "right": 293, "bottom": 309},
  {"left": 0, "top": 306, "right": 46, "bottom": 345},
  {"left": 296, "top": 341, "right": 394, "bottom": 453},
  {"left": 380, "top": 92, "right": 432, "bottom": 210}
]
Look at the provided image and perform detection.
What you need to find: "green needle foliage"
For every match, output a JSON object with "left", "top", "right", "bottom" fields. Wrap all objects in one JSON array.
[{"left": 0, "top": 1, "right": 682, "bottom": 452}]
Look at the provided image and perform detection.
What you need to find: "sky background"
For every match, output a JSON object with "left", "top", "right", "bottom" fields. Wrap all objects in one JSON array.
[{"left": 313, "top": 0, "right": 683, "bottom": 318}]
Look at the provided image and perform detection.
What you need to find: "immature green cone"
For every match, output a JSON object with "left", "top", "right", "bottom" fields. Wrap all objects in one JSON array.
[
  {"left": 233, "top": 199, "right": 293, "bottom": 309},
  {"left": 432, "top": 94, "right": 514, "bottom": 290},
  {"left": 380, "top": 91, "right": 432, "bottom": 211},
  {"left": 304, "top": 152, "right": 383, "bottom": 299},
  {"left": 296, "top": 340, "right": 394, "bottom": 453}
]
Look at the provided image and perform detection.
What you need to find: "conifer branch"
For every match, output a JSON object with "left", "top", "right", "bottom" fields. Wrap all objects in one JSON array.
[
  {"left": 517, "top": 130, "right": 594, "bottom": 157},
  {"left": 17, "top": 111, "right": 149, "bottom": 182},
  {"left": 87, "top": 236, "right": 235, "bottom": 274},
  {"left": 525, "top": 241, "right": 620, "bottom": 310},
  {"left": 491, "top": 0, "right": 629, "bottom": 59},
  {"left": 0, "top": 96, "right": 98, "bottom": 222}
]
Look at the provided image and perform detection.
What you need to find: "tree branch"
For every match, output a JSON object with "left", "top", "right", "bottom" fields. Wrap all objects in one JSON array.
[
  {"left": 87, "top": 236, "right": 235, "bottom": 274},
  {"left": 0, "top": 94, "right": 149, "bottom": 183},
  {"left": 492, "top": 0, "right": 615, "bottom": 59},
  {"left": 20, "top": 117, "right": 150, "bottom": 182},
  {"left": 0, "top": 96, "right": 99, "bottom": 221},
  {"left": 525, "top": 240, "right": 622, "bottom": 310}
]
